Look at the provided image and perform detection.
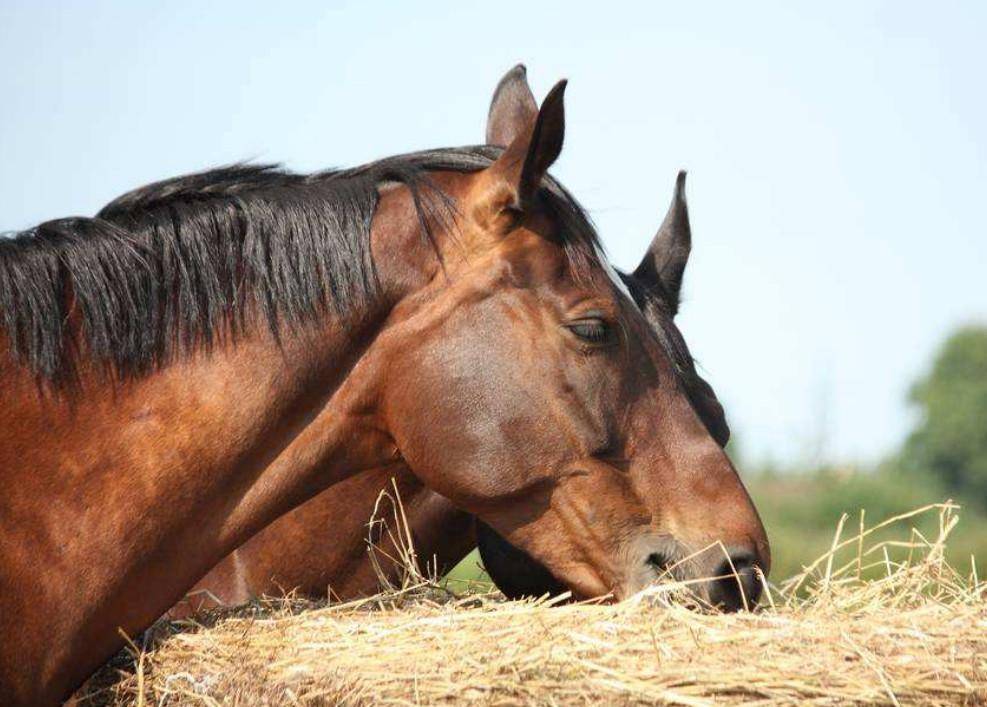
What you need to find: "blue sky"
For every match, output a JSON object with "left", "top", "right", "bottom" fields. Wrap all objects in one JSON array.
[{"left": 2, "top": 1, "right": 984, "bottom": 465}]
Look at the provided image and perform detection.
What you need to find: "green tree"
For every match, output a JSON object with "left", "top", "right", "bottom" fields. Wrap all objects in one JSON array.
[{"left": 902, "top": 325, "right": 987, "bottom": 508}]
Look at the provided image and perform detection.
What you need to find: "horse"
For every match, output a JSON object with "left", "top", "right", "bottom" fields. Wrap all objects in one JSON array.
[
  {"left": 179, "top": 134, "right": 734, "bottom": 612},
  {"left": 175, "top": 189, "right": 734, "bottom": 608},
  {"left": 0, "top": 65, "right": 769, "bottom": 704},
  {"left": 173, "top": 68, "right": 741, "bottom": 615}
]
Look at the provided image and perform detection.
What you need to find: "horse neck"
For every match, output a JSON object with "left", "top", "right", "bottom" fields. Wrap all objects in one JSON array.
[
  {"left": 0, "top": 181, "right": 444, "bottom": 704},
  {"left": 187, "top": 465, "right": 475, "bottom": 607}
]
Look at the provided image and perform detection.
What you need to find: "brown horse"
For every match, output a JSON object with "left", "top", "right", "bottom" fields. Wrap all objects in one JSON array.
[
  {"left": 177, "top": 202, "right": 735, "bottom": 610},
  {"left": 179, "top": 69, "right": 736, "bottom": 607},
  {"left": 0, "top": 66, "right": 769, "bottom": 704},
  {"left": 175, "top": 188, "right": 736, "bottom": 610}
]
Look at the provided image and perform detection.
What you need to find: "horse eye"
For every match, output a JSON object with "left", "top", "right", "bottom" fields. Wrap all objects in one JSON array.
[{"left": 566, "top": 318, "right": 614, "bottom": 345}]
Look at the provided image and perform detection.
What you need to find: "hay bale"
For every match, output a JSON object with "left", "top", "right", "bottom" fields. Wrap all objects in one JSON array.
[{"left": 81, "top": 504, "right": 986, "bottom": 706}]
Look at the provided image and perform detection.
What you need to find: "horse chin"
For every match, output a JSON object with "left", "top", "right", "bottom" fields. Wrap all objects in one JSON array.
[{"left": 475, "top": 520, "right": 569, "bottom": 600}]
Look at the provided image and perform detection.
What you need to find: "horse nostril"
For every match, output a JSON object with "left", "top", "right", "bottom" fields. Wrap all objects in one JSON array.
[
  {"left": 708, "top": 552, "right": 762, "bottom": 612},
  {"left": 645, "top": 552, "right": 672, "bottom": 577}
]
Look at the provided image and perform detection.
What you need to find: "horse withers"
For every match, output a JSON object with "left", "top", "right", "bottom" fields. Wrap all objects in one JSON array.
[{"left": 0, "top": 66, "right": 768, "bottom": 704}]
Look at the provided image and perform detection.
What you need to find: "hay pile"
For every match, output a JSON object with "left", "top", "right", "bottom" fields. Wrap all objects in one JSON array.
[{"left": 84, "top": 504, "right": 986, "bottom": 705}]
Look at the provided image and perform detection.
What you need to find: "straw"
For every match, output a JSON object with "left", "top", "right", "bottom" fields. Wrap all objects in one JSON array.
[{"left": 77, "top": 502, "right": 987, "bottom": 706}]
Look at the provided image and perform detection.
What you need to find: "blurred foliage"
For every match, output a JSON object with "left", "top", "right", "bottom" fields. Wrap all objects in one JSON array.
[
  {"left": 746, "top": 467, "right": 985, "bottom": 582},
  {"left": 756, "top": 324, "right": 987, "bottom": 580},
  {"left": 898, "top": 325, "right": 987, "bottom": 510},
  {"left": 444, "top": 548, "right": 491, "bottom": 591}
]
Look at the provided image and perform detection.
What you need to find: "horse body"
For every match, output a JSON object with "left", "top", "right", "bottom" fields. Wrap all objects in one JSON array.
[{"left": 0, "top": 67, "right": 768, "bottom": 705}]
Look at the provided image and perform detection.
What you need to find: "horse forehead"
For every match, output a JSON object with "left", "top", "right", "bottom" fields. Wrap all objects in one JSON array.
[
  {"left": 593, "top": 244, "right": 638, "bottom": 312},
  {"left": 506, "top": 231, "right": 637, "bottom": 306}
]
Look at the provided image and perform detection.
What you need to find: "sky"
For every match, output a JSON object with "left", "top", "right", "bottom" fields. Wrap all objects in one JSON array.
[{"left": 1, "top": 1, "right": 984, "bottom": 466}]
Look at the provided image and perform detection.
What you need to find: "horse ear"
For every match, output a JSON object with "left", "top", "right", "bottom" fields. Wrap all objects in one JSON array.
[
  {"left": 634, "top": 170, "right": 691, "bottom": 311},
  {"left": 480, "top": 79, "right": 566, "bottom": 220},
  {"left": 486, "top": 64, "right": 538, "bottom": 147}
]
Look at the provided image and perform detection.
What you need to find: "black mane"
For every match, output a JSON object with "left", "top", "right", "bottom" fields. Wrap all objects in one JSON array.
[{"left": 0, "top": 146, "right": 601, "bottom": 384}]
